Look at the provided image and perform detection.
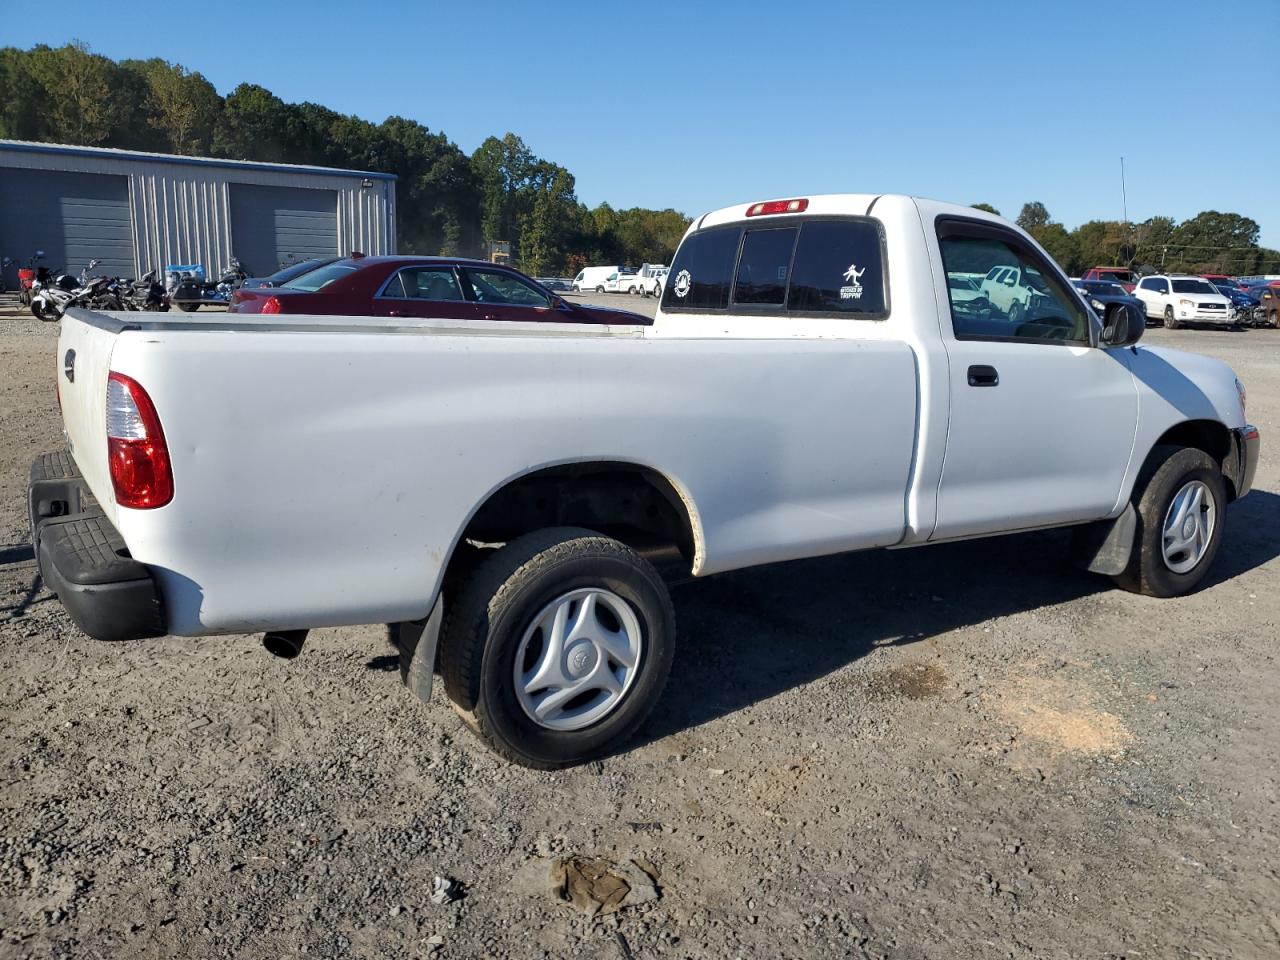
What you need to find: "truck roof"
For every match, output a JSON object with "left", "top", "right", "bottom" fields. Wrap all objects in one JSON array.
[{"left": 689, "top": 193, "right": 1006, "bottom": 235}]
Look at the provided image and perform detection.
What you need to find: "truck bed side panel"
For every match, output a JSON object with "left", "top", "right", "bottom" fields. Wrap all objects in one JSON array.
[{"left": 108, "top": 329, "right": 918, "bottom": 635}]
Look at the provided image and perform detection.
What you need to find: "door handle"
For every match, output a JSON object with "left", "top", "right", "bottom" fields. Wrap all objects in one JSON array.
[{"left": 967, "top": 364, "right": 999, "bottom": 387}]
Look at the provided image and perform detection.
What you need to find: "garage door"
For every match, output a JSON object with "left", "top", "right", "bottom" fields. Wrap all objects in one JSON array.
[
  {"left": 229, "top": 184, "right": 338, "bottom": 276},
  {"left": 0, "top": 168, "right": 134, "bottom": 286}
]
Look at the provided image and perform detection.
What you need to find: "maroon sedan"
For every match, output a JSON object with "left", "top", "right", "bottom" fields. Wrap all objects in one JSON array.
[{"left": 229, "top": 256, "right": 650, "bottom": 324}]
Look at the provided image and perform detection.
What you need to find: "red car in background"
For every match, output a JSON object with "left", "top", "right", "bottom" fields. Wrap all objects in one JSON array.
[
  {"left": 230, "top": 255, "right": 651, "bottom": 325},
  {"left": 1080, "top": 266, "right": 1137, "bottom": 292}
]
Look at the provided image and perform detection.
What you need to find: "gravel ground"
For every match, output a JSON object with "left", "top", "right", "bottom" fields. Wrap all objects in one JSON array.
[{"left": 1, "top": 300, "right": 1278, "bottom": 959}]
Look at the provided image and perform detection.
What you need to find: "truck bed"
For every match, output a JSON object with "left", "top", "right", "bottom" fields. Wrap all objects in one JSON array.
[{"left": 56, "top": 307, "right": 919, "bottom": 635}]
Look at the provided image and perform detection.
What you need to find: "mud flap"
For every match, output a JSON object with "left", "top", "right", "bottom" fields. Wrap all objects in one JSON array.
[
  {"left": 1070, "top": 504, "right": 1137, "bottom": 576},
  {"left": 395, "top": 597, "right": 443, "bottom": 704}
]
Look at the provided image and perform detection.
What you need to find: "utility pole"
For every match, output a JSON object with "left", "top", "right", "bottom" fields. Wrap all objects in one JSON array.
[{"left": 1120, "top": 156, "right": 1128, "bottom": 224}]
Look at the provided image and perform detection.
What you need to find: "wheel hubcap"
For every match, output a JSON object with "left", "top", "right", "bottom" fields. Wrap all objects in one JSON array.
[
  {"left": 1161, "top": 480, "right": 1215, "bottom": 574},
  {"left": 513, "top": 588, "right": 643, "bottom": 731}
]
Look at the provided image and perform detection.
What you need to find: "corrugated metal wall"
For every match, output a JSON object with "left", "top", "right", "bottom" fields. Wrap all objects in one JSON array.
[{"left": 0, "top": 141, "right": 395, "bottom": 278}]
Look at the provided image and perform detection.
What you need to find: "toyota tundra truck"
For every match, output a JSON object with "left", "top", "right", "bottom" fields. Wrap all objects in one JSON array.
[{"left": 29, "top": 194, "right": 1260, "bottom": 769}]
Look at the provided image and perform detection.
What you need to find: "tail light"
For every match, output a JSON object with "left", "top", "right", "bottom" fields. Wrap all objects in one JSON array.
[
  {"left": 106, "top": 372, "right": 173, "bottom": 509},
  {"left": 260, "top": 296, "right": 282, "bottom": 314},
  {"left": 746, "top": 198, "right": 809, "bottom": 217}
]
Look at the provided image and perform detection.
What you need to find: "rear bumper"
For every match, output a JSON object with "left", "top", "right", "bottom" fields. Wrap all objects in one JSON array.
[{"left": 28, "top": 451, "right": 166, "bottom": 642}]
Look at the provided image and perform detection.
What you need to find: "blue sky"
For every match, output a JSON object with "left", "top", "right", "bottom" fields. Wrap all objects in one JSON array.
[{"left": 9, "top": 0, "right": 1280, "bottom": 245}]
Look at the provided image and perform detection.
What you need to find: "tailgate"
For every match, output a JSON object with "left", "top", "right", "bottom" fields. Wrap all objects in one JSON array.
[{"left": 57, "top": 309, "right": 122, "bottom": 524}]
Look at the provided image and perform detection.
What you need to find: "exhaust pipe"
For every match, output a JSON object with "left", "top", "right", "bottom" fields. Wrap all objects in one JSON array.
[{"left": 262, "top": 629, "right": 308, "bottom": 659}]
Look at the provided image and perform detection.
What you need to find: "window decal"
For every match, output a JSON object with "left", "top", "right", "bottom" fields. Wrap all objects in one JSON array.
[
  {"left": 674, "top": 269, "right": 692, "bottom": 298},
  {"left": 841, "top": 264, "right": 865, "bottom": 301}
]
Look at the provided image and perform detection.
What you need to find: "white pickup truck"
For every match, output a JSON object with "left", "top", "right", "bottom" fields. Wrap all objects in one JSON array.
[{"left": 30, "top": 194, "right": 1259, "bottom": 769}]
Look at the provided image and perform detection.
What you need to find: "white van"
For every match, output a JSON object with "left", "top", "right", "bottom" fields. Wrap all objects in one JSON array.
[{"left": 572, "top": 266, "right": 622, "bottom": 293}]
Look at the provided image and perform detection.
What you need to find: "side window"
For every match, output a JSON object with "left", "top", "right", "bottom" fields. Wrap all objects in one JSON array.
[
  {"left": 463, "top": 268, "right": 552, "bottom": 307},
  {"left": 1155, "top": 279, "right": 1169, "bottom": 294},
  {"left": 381, "top": 271, "right": 408, "bottom": 298},
  {"left": 734, "top": 228, "right": 797, "bottom": 305},
  {"left": 938, "top": 229, "right": 1089, "bottom": 343},
  {"left": 787, "top": 220, "right": 887, "bottom": 315},
  {"left": 662, "top": 226, "right": 741, "bottom": 310},
  {"left": 388, "top": 267, "right": 464, "bottom": 301}
]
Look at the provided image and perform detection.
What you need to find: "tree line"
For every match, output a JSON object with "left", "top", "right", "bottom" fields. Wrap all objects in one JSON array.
[
  {"left": 0, "top": 43, "right": 689, "bottom": 275},
  {"left": 4, "top": 44, "right": 1276, "bottom": 279},
  {"left": 973, "top": 202, "right": 1280, "bottom": 277}
]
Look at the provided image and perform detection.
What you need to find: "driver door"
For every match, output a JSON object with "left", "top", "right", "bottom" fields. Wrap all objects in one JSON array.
[
  {"left": 931, "top": 219, "right": 1139, "bottom": 540},
  {"left": 459, "top": 267, "right": 566, "bottom": 323}
]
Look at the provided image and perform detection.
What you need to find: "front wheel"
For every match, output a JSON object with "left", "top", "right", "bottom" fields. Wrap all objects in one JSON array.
[
  {"left": 595, "top": 285, "right": 605, "bottom": 294},
  {"left": 31, "top": 300, "right": 59, "bottom": 322},
  {"left": 1164, "top": 305, "right": 1179, "bottom": 329},
  {"left": 1114, "top": 446, "right": 1226, "bottom": 597},
  {"left": 176, "top": 302, "right": 200, "bottom": 313},
  {"left": 653, "top": 282, "right": 662, "bottom": 299},
  {"left": 438, "top": 527, "right": 675, "bottom": 769}
]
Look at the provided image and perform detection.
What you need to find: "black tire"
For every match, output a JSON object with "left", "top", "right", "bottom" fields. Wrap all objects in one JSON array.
[
  {"left": 571, "top": 284, "right": 580, "bottom": 292},
  {"left": 595, "top": 285, "right": 605, "bottom": 294},
  {"left": 177, "top": 302, "right": 200, "bottom": 313},
  {"left": 1164, "top": 305, "right": 1179, "bottom": 329},
  {"left": 438, "top": 527, "right": 675, "bottom": 769},
  {"left": 1113, "top": 446, "right": 1226, "bottom": 598},
  {"left": 1008, "top": 301, "right": 1023, "bottom": 324},
  {"left": 31, "top": 301, "right": 58, "bottom": 322},
  {"left": 653, "top": 282, "right": 661, "bottom": 299}
]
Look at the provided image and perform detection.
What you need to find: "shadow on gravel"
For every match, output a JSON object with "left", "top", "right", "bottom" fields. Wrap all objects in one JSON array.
[
  {"left": 0, "top": 567, "right": 45, "bottom": 623},
  {"left": 0, "top": 543, "right": 35, "bottom": 565},
  {"left": 630, "top": 488, "right": 1280, "bottom": 749},
  {"left": 1202, "top": 489, "right": 1280, "bottom": 587}
]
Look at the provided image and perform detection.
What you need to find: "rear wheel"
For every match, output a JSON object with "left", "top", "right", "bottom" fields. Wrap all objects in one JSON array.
[
  {"left": 438, "top": 527, "right": 675, "bottom": 769},
  {"left": 1114, "top": 446, "right": 1225, "bottom": 597},
  {"left": 1008, "top": 301, "right": 1023, "bottom": 324},
  {"left": 595, "top": 285, "right": 605, "bottom": 294},
  {"left": 177, "top": 302, "right": 200, "bottom": 313},
  {"left": 653, "top": 282, "right": 662, "bottom": 299},
  {"left": 1164, "top": 305, "right": 1179, "bottom": 329}
]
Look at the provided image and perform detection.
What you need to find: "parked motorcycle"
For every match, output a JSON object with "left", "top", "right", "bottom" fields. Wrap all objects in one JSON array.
[
  {"left": 30, "top": 259, "right": 115, "bottom": 321},
  {"left": 121, "top": 269, "right": 169, "bottom": 311},
  {"left": 171, "top": 257, "right": 248, "bottom": 311},
  {"left": 17, "top": 251, "right": 52, "bottom": 307}
]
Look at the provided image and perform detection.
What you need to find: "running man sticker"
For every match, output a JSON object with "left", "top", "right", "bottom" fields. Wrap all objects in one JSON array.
[
  {"left": 673, "top": 269, "right": 692, "bottom": 298},
  {"left": 840, "top": 264, "right": 865, "bottom": 300}
]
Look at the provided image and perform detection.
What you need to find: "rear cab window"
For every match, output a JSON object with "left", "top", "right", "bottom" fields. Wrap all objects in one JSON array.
[{"left": 661, "top": 217, "right": 888, "bottom": 318}]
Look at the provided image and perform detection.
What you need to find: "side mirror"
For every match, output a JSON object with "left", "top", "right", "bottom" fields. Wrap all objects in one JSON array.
[{"left": 1100, "top": 302, "right": 1144, "bottom": 348}]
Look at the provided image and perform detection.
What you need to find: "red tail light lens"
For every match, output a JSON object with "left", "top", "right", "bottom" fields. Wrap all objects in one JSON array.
[
  {"left": 260, "top": 296, "right": 282, "bottom": 314},
  {"left": 106, "top": 371, "right": 173, "bottom": 509},
  {"left": 746, "top": 198, "right": 809, "bottom": 217}
]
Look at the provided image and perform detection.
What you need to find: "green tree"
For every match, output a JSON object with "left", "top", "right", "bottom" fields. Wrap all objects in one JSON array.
[
  {"left": 970, "top": 203, "right": 1000, "bottom": 215},
  {"left": 123, "top": 58, "right": 221, "bottom": 154},
  {"left": 1016, "top": 201, "right": 1050, "bottom": 231},
  {"left": 212, "top": 83, "right": 290, "bottom": 161},
  {"left": 26, "top": 42, "right": 127, "bottom": 146}
]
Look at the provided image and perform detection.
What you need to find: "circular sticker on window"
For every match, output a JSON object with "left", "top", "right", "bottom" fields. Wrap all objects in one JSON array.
[{"left": 673, "top": 269, "right": 692, "bottom": 298}]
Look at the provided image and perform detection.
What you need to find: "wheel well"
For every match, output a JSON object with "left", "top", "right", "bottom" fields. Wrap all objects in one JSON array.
[
  {"left": 1149, "top": 419, "right": 1239, "bottom": 498},
  {"left": 443, "top": 463, "right": 698, "bottom": 589}
]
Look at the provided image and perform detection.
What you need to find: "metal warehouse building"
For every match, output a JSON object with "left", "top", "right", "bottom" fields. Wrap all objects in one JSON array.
[{"left": 0, "top": 139, "right": 395, "bottom": 286}]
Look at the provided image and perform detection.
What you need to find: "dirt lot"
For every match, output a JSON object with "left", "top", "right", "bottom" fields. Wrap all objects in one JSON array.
[{"left": 2, "top": 300, "right": 1278, "bottom": 959}]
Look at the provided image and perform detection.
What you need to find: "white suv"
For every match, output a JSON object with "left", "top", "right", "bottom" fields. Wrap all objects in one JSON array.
[
  {"left": 1133, "top": 274, "right": 1235, "bottom": 329},
  {"left": 979, "top": 264, "right": 1044, "bottom": 322}
]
